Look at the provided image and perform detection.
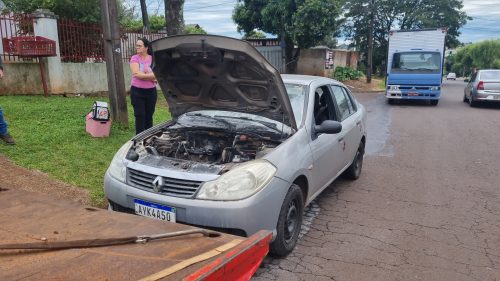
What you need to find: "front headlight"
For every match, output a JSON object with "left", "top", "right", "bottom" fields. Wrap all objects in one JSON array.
[
  {"left": 107, "top": 141, "right": 133, "bottom": 182},
  {"left": 389, "top": 85, "right": 400, "bottom": 90},
  {"left": 196, "top": 160, "right": 277, "bottom": 201},
  {"left": 430, "top": 86, "right": 440, "bottom": 91}
]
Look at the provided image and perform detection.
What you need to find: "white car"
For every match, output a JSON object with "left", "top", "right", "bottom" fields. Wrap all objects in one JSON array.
[
  {"left": 104, "top": 35, "right": 367, "bottom": 257},
  {"left": 446, "top": 72, "right": 457, "bottom": 80}
]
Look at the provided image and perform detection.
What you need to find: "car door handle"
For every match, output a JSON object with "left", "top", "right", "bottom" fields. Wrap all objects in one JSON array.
[
  {"left": 356, "top": 121, "right": 361, "bottom": 126},
  {"left": 338, "top": 137, "right": 344, "bottom": 143}
]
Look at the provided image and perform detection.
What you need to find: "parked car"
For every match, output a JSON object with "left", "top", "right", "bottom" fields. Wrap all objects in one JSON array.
[
  {"left": 104, "top": 35, "right": 367, "bottom": 257},
  {"left": 446, "top": 72, "right": 457, "bottom": 80},
  {"left": 463, "top": 69, "right": 500, "bottom": 107}
]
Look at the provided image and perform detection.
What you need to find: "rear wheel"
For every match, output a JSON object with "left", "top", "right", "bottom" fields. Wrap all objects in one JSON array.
[
  {"left": 469, "top": 95, "right": 477, "bottom": 107},
  {"left": 430, "top": 100, "right": 439, "bottom": 106},
  {"left": 343, "top": 142, "right": 365, "bottom": 180},
  {"left": 270, "top": 184, "right": 304, "bottom": 257}
]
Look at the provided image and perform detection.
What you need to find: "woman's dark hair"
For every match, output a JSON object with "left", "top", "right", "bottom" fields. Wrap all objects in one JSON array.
[{"left": 139, "top": 37, "right": 152, "bottom": 56}]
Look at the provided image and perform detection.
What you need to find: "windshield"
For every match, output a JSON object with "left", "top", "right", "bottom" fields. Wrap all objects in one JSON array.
[
  {"left": 391, "top": 52, "right": 441, "bottom": 74},
  {"left": 177, "top": 110, "right": 293, "bottom": 135},
  {"left": 284, "top": 83, "right": 307, "bottom": 125}
]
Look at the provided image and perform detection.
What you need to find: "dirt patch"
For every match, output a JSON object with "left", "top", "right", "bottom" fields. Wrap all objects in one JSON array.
[
  {"left": 0, "top": 155, "right": 90, "bottom": 205},
  {"left": 343, "top": 77, "right": 385, "bottom": 93}
]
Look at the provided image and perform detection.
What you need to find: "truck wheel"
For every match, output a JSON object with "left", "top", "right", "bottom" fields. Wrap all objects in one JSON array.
[
  {"left": 430, "top": 100, "right": 439, "bottom": 106},
  {"left": 343, "top": 142, "right": 365, "bottom": 180},
  {"left": 270, "top": 184, "right": 304, "bottom": 257},
  {"left": 387, "top": 99, "right": 395, "bottom": 105}
]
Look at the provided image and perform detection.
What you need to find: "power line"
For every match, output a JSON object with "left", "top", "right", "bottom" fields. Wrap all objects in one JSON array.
[{"left": 184, "top": 1, "right": 237, "bottom": 12}]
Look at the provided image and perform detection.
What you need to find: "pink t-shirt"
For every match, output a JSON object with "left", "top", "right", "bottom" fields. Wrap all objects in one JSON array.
[{"left": 130, "top": 54, "right": 156, "bottom": 89}]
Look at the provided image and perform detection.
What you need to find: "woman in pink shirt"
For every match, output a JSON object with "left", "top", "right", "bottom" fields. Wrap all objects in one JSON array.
[{"left": 129, "top": 37, "right": 157, "bottom": 134}]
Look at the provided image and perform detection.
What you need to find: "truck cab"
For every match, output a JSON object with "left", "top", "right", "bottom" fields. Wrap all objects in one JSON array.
[{"left": 385, "top": 28, "right": 447, "bottom": 106}]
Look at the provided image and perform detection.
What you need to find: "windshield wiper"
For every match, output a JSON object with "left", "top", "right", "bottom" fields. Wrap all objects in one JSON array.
[{"left": 214, "top": 115, "right": 284, "bottom": 134}]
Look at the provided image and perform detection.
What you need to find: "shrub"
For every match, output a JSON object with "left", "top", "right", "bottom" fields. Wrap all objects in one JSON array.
[{"left": 332, "top": 66, "right": 364, "bottom": 81}]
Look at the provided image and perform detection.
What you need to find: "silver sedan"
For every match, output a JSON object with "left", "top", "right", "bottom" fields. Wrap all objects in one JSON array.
[
  {"left": 104, "top": 35, "right": 367, "bottom": 257},
  {"left": 463, "top": 69, "right": 500, "bottom": 107}
]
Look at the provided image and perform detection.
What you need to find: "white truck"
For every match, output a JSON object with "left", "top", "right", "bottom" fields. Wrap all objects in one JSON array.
[{"left": 385, "top": 28, "right": 447, "bottom": 105}]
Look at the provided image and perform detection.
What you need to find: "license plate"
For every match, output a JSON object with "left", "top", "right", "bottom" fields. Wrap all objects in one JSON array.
[
  {"left": 407, "top": 92, "right": 419, "bottom": 96},
  {"left": 134, "top": 199, "right": 176, "bottom": 222}
]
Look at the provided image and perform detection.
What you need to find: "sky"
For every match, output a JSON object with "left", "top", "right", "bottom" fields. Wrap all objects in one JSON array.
[{"left": 149, "top": 0, "right": 500, "bottom": 44}]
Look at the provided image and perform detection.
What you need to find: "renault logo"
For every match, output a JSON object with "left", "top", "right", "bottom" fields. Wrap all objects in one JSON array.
[{"left": 152, "top": 176, "right": 164, "bottom": 192}]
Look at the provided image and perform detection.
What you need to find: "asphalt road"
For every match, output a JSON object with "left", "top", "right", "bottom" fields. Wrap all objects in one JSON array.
[{"left": 253, "top": 80, "right": 500, "bottom": 281}]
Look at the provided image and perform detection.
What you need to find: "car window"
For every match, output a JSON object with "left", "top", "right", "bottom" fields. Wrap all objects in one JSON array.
[
  {"left": 470, "top": 72, "right": 477, "bottom": 82},
  {"left": 330, "top": 85, "right": 352, "bottom": 121},
  {"left": 284, "top": 83, "right": 307, "bottom": 125},
  {"left": 341, "top": 87, "right": 357, "bottom": 113},
  {"left": 313, "top": 86, "right": 338, "bottom": 125},
  {"left": 480, "top": 71, "right": 500, "bottom": 81}
]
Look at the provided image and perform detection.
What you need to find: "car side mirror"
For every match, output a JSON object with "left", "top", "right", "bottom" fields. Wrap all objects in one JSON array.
[
  {"left": 464, "top": 79, "right": 469, "bottom": 82},
  {"left": 315, "top": 120, "right": 342, "bottom": 135}
]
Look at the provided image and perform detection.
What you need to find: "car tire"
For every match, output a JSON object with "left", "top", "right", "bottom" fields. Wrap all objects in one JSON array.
[
  {"left": 270, "top": 184, "right": 304, "bottom": 257},
  {"left": 469, "top": 95, "right": 477, "bottom": 107},
  {"left": 387, "top": 99, "right": 395, "bottom": 105},
  {"left": 430, "top": 100, "right": 439, "bottom": 106},
  {"left": 463, "top": 93, "right": 468, "bottom": 103},
  {"left": 343, "top": 142, "right": 365, "bottom": 180}
]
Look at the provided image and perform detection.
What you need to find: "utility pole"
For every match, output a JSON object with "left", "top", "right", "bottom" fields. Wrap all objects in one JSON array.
[
  {"left": 140, "top": 0, "right": 150, "bottom": 33},
  {"left": 101, "top": 0, "right": 128, "bottom": 126},
  {"left": 367, "top": 0, "right": 374, "bottom": 83}
]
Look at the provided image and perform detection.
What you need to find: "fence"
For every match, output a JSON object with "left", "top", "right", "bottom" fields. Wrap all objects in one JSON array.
[
  {"left": 0, "top": 12, "right": 35, "bottom": 62},
  {"left": 120, "top": 31, "right": 167, "bottom": 62},
  {"left": 57, "top": 18, "right": 104, "bottom": 62},
  {"left": 56, "top": 18, "right": 167, "bottom": 63}
]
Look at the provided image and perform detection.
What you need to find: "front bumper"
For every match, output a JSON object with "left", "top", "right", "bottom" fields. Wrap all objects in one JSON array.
[
  {"left": 104, "top": 171, "right": 291, "bottom": 237},
  {"left": 386, "top": 89, "right": 441, "bottom": 100}
]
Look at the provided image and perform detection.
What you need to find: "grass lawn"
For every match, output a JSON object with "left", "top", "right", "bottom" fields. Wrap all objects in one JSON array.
[{"left": 0, "top": 95, "right": 171, "bottom": 206}]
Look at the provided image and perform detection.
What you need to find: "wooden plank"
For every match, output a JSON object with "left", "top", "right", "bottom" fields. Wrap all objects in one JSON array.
[{"left": 139, "top": 239, "right": 242, "bottom": 281}]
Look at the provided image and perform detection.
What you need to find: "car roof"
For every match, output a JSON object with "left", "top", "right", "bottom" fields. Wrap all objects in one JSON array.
[{"left": 281, "top": 74, "right": 344, "bottom": 87}]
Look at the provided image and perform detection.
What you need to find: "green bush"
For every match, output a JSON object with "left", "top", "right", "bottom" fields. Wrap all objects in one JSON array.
[{"left": 332, "top": 66, "right": 364, "bottom": 81}]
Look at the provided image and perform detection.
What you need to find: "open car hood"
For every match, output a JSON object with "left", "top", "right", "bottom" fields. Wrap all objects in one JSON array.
[{"left": 151, "top": 35, "right": 297, "bottom": 130}]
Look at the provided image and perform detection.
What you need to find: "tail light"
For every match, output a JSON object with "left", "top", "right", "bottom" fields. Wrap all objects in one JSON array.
[{"left": 477, "top": 81, "right": 484, "bottom": 90}]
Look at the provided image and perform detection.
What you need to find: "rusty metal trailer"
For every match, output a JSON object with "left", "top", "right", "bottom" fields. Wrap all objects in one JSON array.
[{"left": 0, "top": 187, "right": 271, "bottom": 280}]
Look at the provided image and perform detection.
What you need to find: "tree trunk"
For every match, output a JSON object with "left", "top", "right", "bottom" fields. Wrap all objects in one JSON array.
[
  {"left": 284, "top": 35, "right": 300, "bottom": 74},
  {"left": 140, "top": 0, "right": 150, "bottom": 33},
  {"left": 165, "top": 0, "right": 185, "bottom": 36}
]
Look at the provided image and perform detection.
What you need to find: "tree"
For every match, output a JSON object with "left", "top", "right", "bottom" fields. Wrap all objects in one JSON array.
[
  {"left": 242, "top": 29, "right": 267, "bottom": 39},
  {"left": 233, "top": 0, "right": 341, "bottom": 73},
  {"left": 185, "top": 24, "right": 207, "bottom": 35},
  {"left": 121, "top": 15, "right": 166, "bottom": 33},
  {"left": 451, "top": 40, "right": 500, "bottom": 77},
  {"left": 342, "top": 0, "right": 470, "bottom": 76},
  {"left": 164, "top": 0, "right": 184, "bottom": 35},
  {"left": 5, "top": 0, "right": 102, "bottom": 23}
]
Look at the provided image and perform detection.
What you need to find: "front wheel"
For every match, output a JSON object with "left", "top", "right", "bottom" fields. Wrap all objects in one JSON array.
[
  {"left": 430, "top": 100, "right": 439, "bottom": 106},
  {"left": 270, "top": 184, "right": 304, "bottom": 257}
]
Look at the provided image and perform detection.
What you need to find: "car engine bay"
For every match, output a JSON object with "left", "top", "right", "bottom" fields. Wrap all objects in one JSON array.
[{"left": 133, "top": 128, "right": 282, "bottom": 165}]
